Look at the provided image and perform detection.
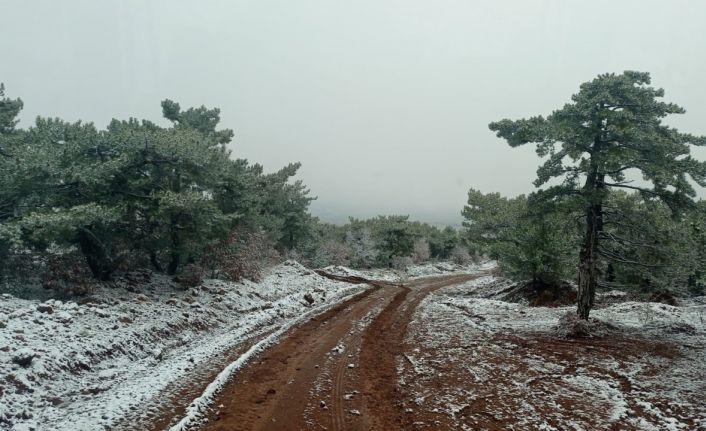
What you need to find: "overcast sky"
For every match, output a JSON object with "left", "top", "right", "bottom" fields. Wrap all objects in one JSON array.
[{"left": 3, "top": 0, "right": 706, "bottom": 225}]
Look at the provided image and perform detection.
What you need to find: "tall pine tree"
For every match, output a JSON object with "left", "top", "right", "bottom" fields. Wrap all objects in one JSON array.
[{"left": 490, "top": 71, "right": 706, "bottom": 318}]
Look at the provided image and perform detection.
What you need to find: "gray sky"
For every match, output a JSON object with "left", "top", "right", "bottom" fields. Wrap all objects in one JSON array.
[{"left": 3, "top": 0, "right": 706, "bottom": 225}]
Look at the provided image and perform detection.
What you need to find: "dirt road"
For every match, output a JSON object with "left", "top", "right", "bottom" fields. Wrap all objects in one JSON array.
[{"left": 196, "top": 272, "right": 482, "bottom": 431}]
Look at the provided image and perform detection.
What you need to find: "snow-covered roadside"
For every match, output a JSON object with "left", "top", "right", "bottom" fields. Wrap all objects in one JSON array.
[
  {"left": 0, "top": 261, "right": 368, "bottom": 431},
  {"left": 402, "top": 276, "right": 706, "bottom": 430},
  {"left": 322, "top": 260, "right": 492, "bottom": 281},
  {"left": 430, "top": 276, "right": 706, "bottom": 335}
]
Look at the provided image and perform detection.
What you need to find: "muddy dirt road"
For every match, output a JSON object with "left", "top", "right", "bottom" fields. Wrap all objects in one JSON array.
[{"left": 195, "top": 273, "right": 482, "bottom": 431}]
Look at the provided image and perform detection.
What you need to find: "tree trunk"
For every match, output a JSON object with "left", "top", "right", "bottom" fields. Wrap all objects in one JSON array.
[
  {"left": 77, "top": 228, "right": 115, "bottom": 281},
  {"left": 167, "top": 252, "right": 180, "bottom": 275},
  {"left": 167, "top": 171, "right": 182, "bottom": 276},
  {"left": 577, "top": 202, "right": 602, "bottom": 319},
  {"left": 576, "top": 133, "right": 606, "bottom": 318},
  {"left": 167, "top": 229, "right": 180, "bottom": 275},
  {"left": 149, "top": 251, "right": 163, "bottom": 272},
  {"left": 167, "top": 219, "right": 181, "bottom": 275}
]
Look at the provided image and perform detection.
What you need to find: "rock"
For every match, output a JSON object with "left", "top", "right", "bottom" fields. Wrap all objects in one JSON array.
[
  {"left": 36, "top": 304, "right": 54, "bottom": 314},
  {"left": 303, "top": 294, "right": 315, "bottom": 305},
  {"left": 261, "top": 302, "right": 274, "bottom": 310},
  {"left": 78, "top": 296, "right": 100, "bottom": 305},
  {"left": 153, "top": 348, "right": 164, "bottom": 361},
  {"left": 344, "top": 393, "right": 355, "bottom": 400},
  {"left": 135, "top": 294, "right": 149, "bottom": 302},
  {"left": 12, "top": 349, "right": 36, "bottom": 368},
  {"left": 319, "top": 400, "right": 328, "bottom": 410},
  {"left": 94, "top": 308, "right": 110, "bottom": 318},
  {"left": 124, "top": 284, "right": 140, "bottom": 293},
  {"left": 46, "top": 396, "right": 64, "bottom": 406},
  {"left": 118, "top": 315, "right": 133, "bottom": 324},
  {"left": 165, "top": 298, "right": 178, "bottom": 306},
  {"left": 10, "top": 308, "right": 30, "bottom": 319},
  {"left": 0, "top": 320, "right": 5, "bottom": 329},
  {"left": 349, "top": 409, "right": 361, "bottom": 416},
  {"left": 56, "top": 311, "right": 73, "bottom": 323},
  {"left": 347, "top": 363, "right": 355, "bottom": 369}
]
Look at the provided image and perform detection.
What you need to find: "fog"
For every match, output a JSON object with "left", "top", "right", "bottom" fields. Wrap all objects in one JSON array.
[{"left": 3, "top": 0, "right": 706, "bottom": 225}]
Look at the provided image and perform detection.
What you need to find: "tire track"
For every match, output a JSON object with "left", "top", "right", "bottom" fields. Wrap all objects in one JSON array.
[{"left": 164, "top": 271, "right": 485, "bottom": 430}]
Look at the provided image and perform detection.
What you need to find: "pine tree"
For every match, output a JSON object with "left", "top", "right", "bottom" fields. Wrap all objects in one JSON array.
[{"left": 490, "top": 71, "right": 706, "bottom": 318}]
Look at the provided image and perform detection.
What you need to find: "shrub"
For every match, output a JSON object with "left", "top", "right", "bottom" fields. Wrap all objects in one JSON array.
[
  {"left": 204, "top": 231, "right": 280, "bottom": 282},
  {"left": 412, "top": 239, "right": 431, "bottom": 263},
  {"left": 391, "top": 255, "right": 414, "bottom": 271},
  {"left": 42, "top": 252, "right": 94, "bottom": 296},
  {"left": 450, "top": 245, "right": 472, "bottom": 265},
  {"left": 173, "top": 263, "right": 204, "bottom": 288},
  {"left": 311, "top": 240, "right": 350, "bottom": 268}
]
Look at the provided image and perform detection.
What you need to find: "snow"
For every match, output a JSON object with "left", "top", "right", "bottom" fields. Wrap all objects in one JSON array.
[
  {"left": 402, "top": 275, "right": 706, "bottom": 430},
  {"left": 6, "top": 259, "right": 700, "bottom": 430},
  {"left": 0, "top": 260, "right": 367, "bottom": 431},
  {"left": 322, "top": 261, "right": 486, "bottom": 281}
]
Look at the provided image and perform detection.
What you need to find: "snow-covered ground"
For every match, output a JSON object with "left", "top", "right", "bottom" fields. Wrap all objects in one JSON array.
[
  {"left": 322, "top": 260, "right": 490, "bottom": 281},
  {"left": 0, "top": 261, "right": 369, "bottom": 431},
  {"left": 402, "top": 276, "right": 706, "bottom": 430},
  {"left": 13, "top": 260, "right": 698, "bottom": 430}
]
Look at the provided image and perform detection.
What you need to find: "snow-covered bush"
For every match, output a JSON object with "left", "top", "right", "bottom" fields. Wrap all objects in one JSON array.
[
  {"left": 392, "top": 256, "right": 414, "bottom": 271},
  {"left": 311, "top": 240, "right": 350, "bottom": 268},
  {"left": 412, "top": 239, "right": 431, "bottom": 263},
  {"left": 345, "top": 228, "right": 379, "bottom": 268},
  {"left": 450, "top": 245, "right": 472, "bottom": 265}
]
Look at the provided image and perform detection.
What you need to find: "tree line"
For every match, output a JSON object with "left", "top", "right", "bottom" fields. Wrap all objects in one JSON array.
[
  {"left": 6, "top": 71, "right": 700, "bottom": 319},
  {"left": 306, "top": 215, "right": 470, "bottom": 270},
  {"left": 0, "top": 86, "right": 469, "bottom": 295},
  {"left": 0, "top": 87, "right": 315, "bottom": 290}
]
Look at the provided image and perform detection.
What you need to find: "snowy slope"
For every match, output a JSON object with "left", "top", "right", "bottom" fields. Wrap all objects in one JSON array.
[{"left": 0, "top": 261, "right": 368, "bottom": 431}]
